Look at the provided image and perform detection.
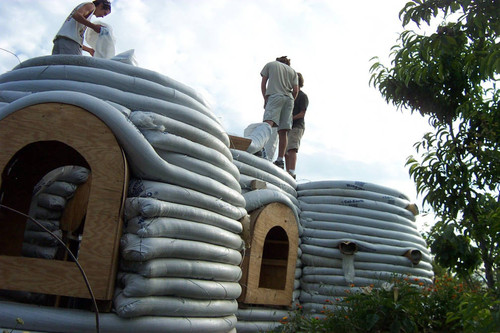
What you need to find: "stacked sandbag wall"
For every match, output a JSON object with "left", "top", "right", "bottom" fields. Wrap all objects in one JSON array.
[
  {"left": 296, "top": 180, "right": 434, "bottom": 315},
  {"left": 23, "top": 166, "right": 90, "bottom": 260},
  {"left": 0, "top": 55, "right": 246, "bottom": 333}
]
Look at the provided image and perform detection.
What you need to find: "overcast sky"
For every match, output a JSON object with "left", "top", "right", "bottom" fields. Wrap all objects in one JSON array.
[{"left": 0, "top": 0, "right": 436, "bottom": 230}]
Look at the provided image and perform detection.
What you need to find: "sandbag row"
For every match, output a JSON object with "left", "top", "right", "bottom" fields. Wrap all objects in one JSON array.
[{"left": 296, "top": 180, "right": 433, "bottom": 315}]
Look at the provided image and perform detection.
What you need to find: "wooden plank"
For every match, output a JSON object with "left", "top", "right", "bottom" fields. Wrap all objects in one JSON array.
[
  {"left": 0, "top": 103, "right": 127, "bottom": 301},
  {"left": 250, "top": 180, "right": 267, "bottom": 190},
  {"left": 229, "top": 135, "right": 252, "bottom": 151},
  {"left": 60, "top": 175, "right": 91, "bottom": 233}
]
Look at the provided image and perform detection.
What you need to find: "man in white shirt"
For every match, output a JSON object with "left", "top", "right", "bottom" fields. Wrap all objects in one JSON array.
[{"left": 52, "top": 0, "right": 111, "bottom": 56}]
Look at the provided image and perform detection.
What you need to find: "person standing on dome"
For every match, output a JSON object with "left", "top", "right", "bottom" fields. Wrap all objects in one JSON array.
[{"left": 260, "top": 56, "right": 299, "bottom": 169}]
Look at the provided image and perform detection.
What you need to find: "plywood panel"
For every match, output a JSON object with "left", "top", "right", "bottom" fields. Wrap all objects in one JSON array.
[
  {"left": 0, "top": 103, "right": 128, "bottom": 300},
  {"left": 239, "top": 202, "right": 299, "bottom": 306}
]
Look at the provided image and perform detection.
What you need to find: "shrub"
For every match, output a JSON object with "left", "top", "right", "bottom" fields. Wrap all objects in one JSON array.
[{"left": 276, "top": 274, "right": 499, "bottom": 332}]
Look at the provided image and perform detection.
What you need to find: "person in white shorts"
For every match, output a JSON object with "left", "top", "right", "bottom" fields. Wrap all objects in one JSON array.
[
  {"left": 52, "top": 0, "right": 111, "bottom": 56},
  {"left": 285, "top": 72, "right": 309, "bottom": 179},
  {"left": 260, "top": 56, "right": 298, "bottom": 169}
]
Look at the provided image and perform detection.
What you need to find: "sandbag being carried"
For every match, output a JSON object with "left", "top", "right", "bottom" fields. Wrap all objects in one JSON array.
[{"left": 85, "top": 21, "right": 116, "bottom": 59}]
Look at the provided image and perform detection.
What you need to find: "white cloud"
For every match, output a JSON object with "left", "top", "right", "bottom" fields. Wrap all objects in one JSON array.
[{"left": 0, "top": 0, "right": 435, "bottom": 228}]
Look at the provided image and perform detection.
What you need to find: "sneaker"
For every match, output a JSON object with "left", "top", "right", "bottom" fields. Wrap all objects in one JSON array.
[
  {"left": 288, "top": 171, "right": 296, "bottom": 179},
  {"left": 273, "top": 160, "right": 284, "bottom": 169}
]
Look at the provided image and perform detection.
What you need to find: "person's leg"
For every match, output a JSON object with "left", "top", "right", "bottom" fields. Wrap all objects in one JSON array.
[
  {"left": 285, "top": 127, "right": 303, "bottom": 177},
  {"left": 277, "top": 129, "right": 288, "bottom": 159},
  {"left": 287, "top": 148, "right": 297, "bottom": 171},
  {"left": 276, "top": 96, "right": 293, "bottom": 160}
]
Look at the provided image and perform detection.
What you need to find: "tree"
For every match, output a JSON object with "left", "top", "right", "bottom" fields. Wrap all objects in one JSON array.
[{"left": 370, "top": 0, "right": 499, "bottom": 290}]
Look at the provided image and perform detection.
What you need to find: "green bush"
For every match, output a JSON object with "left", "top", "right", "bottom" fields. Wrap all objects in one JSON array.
[{"left": 276, "top": 274, "right": 499, "bottom": 332}]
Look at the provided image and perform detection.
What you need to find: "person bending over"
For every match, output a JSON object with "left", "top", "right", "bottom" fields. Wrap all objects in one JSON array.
[{"left": 52, "top": 0, "right": 111, "bottom": 56}]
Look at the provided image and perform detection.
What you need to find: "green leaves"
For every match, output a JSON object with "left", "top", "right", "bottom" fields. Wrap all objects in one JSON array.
[{"left": 372, "top": 0, "right": 499, "bottom": 291}]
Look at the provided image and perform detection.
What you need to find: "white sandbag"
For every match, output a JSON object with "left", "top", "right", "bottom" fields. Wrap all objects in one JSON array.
[
  {"left": 114, "top": 290, "right": 238, "bottom": 318},
  {"left": 125, "top": 217, "right": 244, "bottom": 250},
  {"left": 303, "top": 264, "right": 434, "bottom": 280},
  {"left": 155, "top": 149, "right": 241, "bottom": 192},
  {"left": 239, "top": 174, "right": 299, "bottom": 207},
  {"left": 301, "top": 218, "right": 426, "bottom": 246},
  {"left": 130, "top": 111, "right": 232, "bottom": 161},
  {"left": 301, "top": 236, "right": 432, "bottom": 263},
  {"left": 0, "top": 64, "right": 217, "bottom": 123},
  {"left": 299, "top": 196, "right": 416, "bottom": 221},
  {"left": 243, "top": 188, "right": 299, "bottom": 216},
  {"left": 124, "top": 198, "right": 243, "bottom": 234},
  {"left": 300, "top": 244, "right": 432, "bottom": 270},
  {"left": 231, "top": 149, "right": 295, "bottom": 188},
  {"left": 85, "top": 21, "right": 116, "bottom": 59},
  {"left": 297, "top": 180, "right": 410, "bottom": 201},
  {"left": 118, "top": 273, "right": 242, "bottom": 299},
  {"left": 300, "top": 209, "right": 418, "bottom": 234},
  {"left": 35, "top": 193, "right": 66, "bottom": 211},
  {"left": 0, "top": 90, "right": 31, "bottom": 102},
  {"left": 23, "top": 229, "right": 62, "bottom": 246},
  {"left": 300, "top": 282, "right": 360, "bottom": 297},
  {"left": 120, "top": 233, "right": 242, "bottom": 265},
  {"left": 297, "top": 188, "right": 413, "bottom": 210},
  {"left": 233, "top": 160, "right": 296, "bottom": 197},
  {"left": 302, "top": 225, "right": 430, "bottom": 253},
  {"left": 300, "top": 253, "right": 434, "bottom": 278},
  {"left": 32, "top": 166, "right": 90, "bottom": 196},
  {"left": 236, "top": 308, "right": 289, "bottom": 321},
  {"left": 242, "top": 189, "right": 302, "bottom": 235},
  {"left": 43, "top": 181, "right": 77, "bottom": 198},
  {"left": 301, "top": 273, "right": 432, "bottom": 287},
  {"left": 143, "top": 129, "right": 238, "bottom": 181},
  {"left": 25, "top": 219, "right": 60, "bottom": 232},
  {"left": 120, "top": 258, "right": 242, "bottom": 281},
  {"left": 0, "top": 80, "right": 228, "bottom": 147},
  {"left": 0, "top": 300, "right": 236, "bottom": 333},
  {"left": 299, "top": 202, "right": 417, "bottom": 229},
  {"left": 295, "top": 267, "right": 303, "bottom": 279},
  {"left": 13, "top": 55, "right": 210, "bottom": 109},
  {"left": 111, "top": 49, "right": 138, "bottom": 66},
  {"left": 31, "top": 206, "right": 62, "bottom": 220},
  {"left": 235, "top": 321, "right": 283, "bottom": 333},
  {"left": 263, "top": 126, "right": 278, "bottom": 161},
  {"left": 21, "top": 243, "right": 58, "bottom": 259},
  {"left": 105, "top": 100, "right": 132, "bottom": 117},
  {"left": 243, "top": 122, "right": 272, "bottom": 154},
  {"left": 128, "top": 179, "right": 246, "bottom": 221}
]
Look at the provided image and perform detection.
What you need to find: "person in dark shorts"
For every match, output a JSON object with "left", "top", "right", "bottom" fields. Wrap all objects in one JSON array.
[{"left": 285, "top": 72, "right": 308, "bottom": 179}]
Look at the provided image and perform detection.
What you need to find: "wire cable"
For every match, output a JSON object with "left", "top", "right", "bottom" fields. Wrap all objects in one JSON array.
[
  {"left": 0, "top": 203, "right": 100, "bottom": 333},
  {"left": 0, "top": 47, "right": 21, "bottom": 64}
]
